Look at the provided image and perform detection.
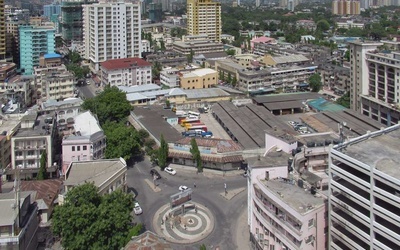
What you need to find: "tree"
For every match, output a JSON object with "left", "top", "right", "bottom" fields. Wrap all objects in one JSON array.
[
  {"left": 190, "top": 138, "right": 202, "bottom": 173},
  {"left": 316, "top": 19, "right": 330, "bottom": 32},
  {"left": 102, "top": 121, "right": 141, "bottom": 160},
  {"left": 37, "top": 151, "right": 47, "bottom": 180},
  {"left": 232, "top": 76, "right": 238, "bottom": 87},
  {"left": 308, "top": 73, "right": 322, "bottom": 92},
  {"left": 227, "top": 73, "right": 232, "bottom": 84},
  {"left": 82, "top": 86, "right": 132, "bottom": 125},
  {"left": 159, "top": 39, "right": 166, "bottom": 51},
  {"left": 158, "top": 134, "right": 168, "bottom": 170},
  {"left": 336, "top": 92, "right": 350, "bottom": 108},
  {"left": 344, "top": 49, "right": 350, "bottom": 62},
  {"left": 187, "top": 49, "right": 194, "bottom": 63},
  {"left": 200, "top": 244, "right": 207, "bottom": 250},
  {"left": 52, "top": 183, "right": 135, "bottom": 250},
  {"left": 152, "top": 61, "right": 162, "bottom": 80},
  {"left": 226, "top": 49, "right": 236, "bottom": 56}
]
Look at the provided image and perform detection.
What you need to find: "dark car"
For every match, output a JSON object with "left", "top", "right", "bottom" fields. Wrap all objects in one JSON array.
[{"left": 150, "top": 169, "right": 161, "bottom": 179}]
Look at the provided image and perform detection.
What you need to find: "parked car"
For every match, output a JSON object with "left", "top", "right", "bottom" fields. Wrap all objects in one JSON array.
[
  {"left": 134, "top": 202, "right": 143, "bottom": 215},
  {"left": 164, "top": 167, "right": 176, "bottom": 175},
  {"left": 150, "top": 169, "right": 161, "bottom": 179},
  {"left": 179, "top": 185, "right": 188, "bottom": 191}
]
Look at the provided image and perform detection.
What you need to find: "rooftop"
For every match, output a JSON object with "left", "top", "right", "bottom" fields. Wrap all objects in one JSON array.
[
  {"left": 182, "top": 88, "right": 230, "bottom": 99},
  {"left": 181, "top": 68, "right": 217, "bottom": 78},
  {"left": 259, "top": 178, "right": 325, "bottom": 215},
  {"left": 73, "top": 111, "right": 102, "bottom": 137},
  {"left": 41, "top": 97, "right": 83, "bottom": 110},
  {"left": 124, "top": 230, "right": 173, "bottom": 250},
  {"left": 44, "top": 53, "right": 62, "bottom": 59},
  {"left": 118, "top": 84, "right": 161, "bottom": 94},
  {"left": 248, "top": 149, "right": 291, "bottom": 168},
  {"left": 20, "top": 179, "right": 63, "bottom": 209},
  {"left": 0, "top": 116, "right": 21, "bottom": 137},
  {"left": 64, "top": 158, "right": 126, "bottom": 187},
  {"left": 336, "top": 124, "right": 400, "bottom": 179},
  {"left": 14, "top": 112, "right": 55, "bottom": 137},
  {"left": 307, "top": 98, "right": 346, "bottom": 112},
  {"left": 272, "top": 54, "right": 309, "bottom": 64},
  {"left": 0, "top": 191, "right": 32, "bottom": 227},
  {"left": 175, "top": 137, "right": 242, "bottom": 153},
  {"left": 101, "top": 57, "right": 151, "bottom": 71}
]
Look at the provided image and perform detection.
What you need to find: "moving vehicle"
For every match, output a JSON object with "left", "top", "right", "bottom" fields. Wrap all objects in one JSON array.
[
  {"left": 179, "top": 185, "right": 188, "bottom": 191},
  {"left": 164, "top": 167, "right": 176, "bottom": 175},
  {"left": 134, "top": 202, "right": 143, "bottom": 215},
  {"left": 150, "top": 169, "right": 161, "bottom": 179}
]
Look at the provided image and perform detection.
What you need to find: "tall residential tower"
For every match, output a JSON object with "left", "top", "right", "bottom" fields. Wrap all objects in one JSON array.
[
  {"left": 187, "top": 0, "right": 221, "bottom": 42},
  {"left": 83, "top": 0, "right": 141, "bottom": 71}
]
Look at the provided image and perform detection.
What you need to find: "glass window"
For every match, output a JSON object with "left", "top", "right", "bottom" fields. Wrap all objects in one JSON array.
[
  {"left": 72, "top": 146, "right": 75, "bottom": 151},
  {"left": 83, "top": 146, "right": 87, "bottom": 150},
  {"left": 77, "top": 146, "right": 80, "bottom": 151}
]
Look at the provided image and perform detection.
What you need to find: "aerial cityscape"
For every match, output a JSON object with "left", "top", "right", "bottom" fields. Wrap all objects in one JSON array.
[{"left": 0, "top": 0, "right": 400, "bottom": 249}]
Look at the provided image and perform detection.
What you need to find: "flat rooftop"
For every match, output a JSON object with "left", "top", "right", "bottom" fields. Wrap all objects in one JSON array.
[
  {"left": 13, "top": 113, "right": 54, "bottom": 137},
  {"left": 259, "top": 178, "right": 326, "bottom": 215},
  {"left": 131, "top": 107, "right": 182, "bottom": 143},
  {"left": 337, "top": 125, "right": 400, "bottom": 179},
  {"left": 248, "top": 150, "right": 291, "bottom": 168},
  {"left": 253, "top": 92, "right": 322, "bottom": 104}
]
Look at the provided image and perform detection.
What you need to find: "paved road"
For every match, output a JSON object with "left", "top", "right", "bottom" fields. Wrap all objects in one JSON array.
[
  {"left": 77, "top": 84, "right": 95, "bottom": 99},
  {"left": 127, "top": 157, "right": 248, "bottom": 249}
]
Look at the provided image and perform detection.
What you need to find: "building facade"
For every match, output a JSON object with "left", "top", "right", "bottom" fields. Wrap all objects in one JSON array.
[
  {"left": 349, "top": 41, "right": 400, "bottom": 126},
  {"left": 100, "top": 57, "right": 151, "bottom": 87},
  {"left": 0, "top": 0, "right": 5, "bottom": 62},
  {"left": 172, "top": 40, "right": 224, "bottom": 55},
  {"left": 328, "top": 124, "right": 400, "bottom": 249},
  {"left": 43, "top": 3, "right": 61, "bottom": 20},
  {"left": 83, "top": 0, "right": 141, "bottom": 72},
  {"left": 187, "top": 0, "right": 221, "bottom": 42},
  {"left": 332, "top": 0, "right": 361, "bottom": 15},
  {"left": 19, "top": 25, "right": 55, "bottom": 75},
  {"left": 179, "top": 68, "right": 218, "bottom": 89}
]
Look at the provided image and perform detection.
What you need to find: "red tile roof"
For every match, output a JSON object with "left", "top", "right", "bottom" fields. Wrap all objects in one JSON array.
[
  {"left": 20, "top": 179, "right": 63, "bottom": 208},
  {"left": 101, "top": 57, "right": 151, "bottom": 70},
  {"left": 175, "top": 137, "right": 242, "bottom": 153},
  {"left": 124, "top": 231, "right": 173, "bottom": 250}
]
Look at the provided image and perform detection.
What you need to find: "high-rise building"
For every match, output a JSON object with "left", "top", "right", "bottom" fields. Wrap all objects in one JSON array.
[
  {"left": 83, "top": 0, "right": 141, "bottom": 72},
  {"left": 19, "top": 25, "right": 55, "bottom": 75},
  {"left": 328, "top": 124, "right": 400, "bottom": 249},
  {"left": 348, "top": 40, "right": 400, "bottom": 126},
  {"left": 60, "top": 0, "right": 96, "bottom": 45},
  {"left": 332, "top": 0, "right": 361, "bottom": 15},
  {"left": 187, "top": 0, "right": 221, "bottom": 42},
  {"left": 0, "top": 0, "right": 6, "bottom": 61},
  {"left": 148, "top": 3, "right": 162, "bottom": 23},
  {"left": 43, "top": 3, "right": 61, "bottom": 20}
]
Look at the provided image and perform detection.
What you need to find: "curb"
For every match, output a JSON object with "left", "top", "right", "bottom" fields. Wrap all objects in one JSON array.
[
  {"left": 219, "top": 187, "right": 246, "bottom": 200},
  {"left": 144, "top": 178, "right": 161, "bottom": 192}
]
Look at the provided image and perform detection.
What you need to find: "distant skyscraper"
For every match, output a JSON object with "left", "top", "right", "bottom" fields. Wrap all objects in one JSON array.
[
  {"left": 332, "top": 0, "right": 361, "bottom": 15},
  {"left": 43, "top": 3, "right": 61, "bottom": 19},
  {"left": 187, "top": 0, "right": 221, "bottom": 42},
  {"left": 149, "top": 3, "right": 162, "bottom": 23},
  {"left": 83, "top": 0, "right": 142, "bottom": 71},
  {"left": 0, "top": 0, "right": 6, "bottom": 61},
  {"left": 19, "top": 25, "right": 55, "bottom": 75}
]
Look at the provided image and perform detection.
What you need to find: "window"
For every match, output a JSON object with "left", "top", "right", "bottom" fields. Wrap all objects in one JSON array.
[
  {"left": 308, "top": 218, "right": 314, "bottom": 228},
  {"left": 83, "top": 146, "right": 87, "bottom": 150},
  {"left": 72, "top": 146, "right": 75, "bottom": 151},
  {"left": 77, "top": 146, "right": 80, "bottom": 151}
]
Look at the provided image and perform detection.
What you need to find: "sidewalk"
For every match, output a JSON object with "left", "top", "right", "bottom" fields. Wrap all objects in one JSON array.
[
  {"left": 168, "top": 163, "right": 244, "bottom": 178},
  {"left": 219, "top": 187, "right": 246, "bottom": 201},
  {"left": 235, "top": 207, "right": 251, "bottom": 250}
]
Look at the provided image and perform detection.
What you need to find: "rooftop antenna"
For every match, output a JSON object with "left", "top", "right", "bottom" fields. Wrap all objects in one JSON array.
[{"left": 338, "top": 121, "right": 347, "bottom": 143}]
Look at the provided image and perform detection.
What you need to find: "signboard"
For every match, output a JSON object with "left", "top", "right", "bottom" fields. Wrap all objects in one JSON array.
[{"left": 170, "top": 189, "right": 192, "bottom": 208}]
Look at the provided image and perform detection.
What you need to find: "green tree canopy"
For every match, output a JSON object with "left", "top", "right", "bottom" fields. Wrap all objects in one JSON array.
[
  {"left": 157, "top": 134, "right": 168, "bottom": 170},
  {"left": 316, "top": 19, "right": 330, "bottom": 32},
  {"left": 102, "top": 121, "right": 142, "bottom": 160},
  {"left": 190, "top": 138, "right": 202, "bottom": 173},
  {"left": 37, "top": 151, "right": 47, "bottom": 180},
  {"left": 308, "top": 73, "right": 322, "bottom": 92},
  {"left": 82, "top": 86, "right": 132, "bottom": 125},
  {"left": 51, "top": 183, "right": 135, "bottom": 250},
  {"left": 336, "top": 92, "right": 350, "bottom": 108}
]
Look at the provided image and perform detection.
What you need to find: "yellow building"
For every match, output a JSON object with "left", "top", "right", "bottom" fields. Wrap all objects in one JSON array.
[
  {"left": 187, "top": 0, "right": 221, "bottom": 42},
  {"left": 332, "top": 0, "right": 360, "bottom": 15},
  {"left": 179, "top": 68, "right": 218, "bottom": 89}
]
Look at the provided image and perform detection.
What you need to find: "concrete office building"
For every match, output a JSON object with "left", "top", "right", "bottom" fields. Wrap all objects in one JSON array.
[
  {"left": 332, "top": 0, "right": 361, "bottom": 15},
  {"left": 83, "top": 0, "right": 142, "bottom": 72},
  {"left": 329, "top": 124, "right": 400, "bottom": 249},
  {"left": 187, "top": 0, "right": 221, "bottom": 42},
  {"left": 349, "top": 41, "right": 400, "bottom": 126},
  {"left": 19, "top": 25, "right": 55, "bottom": 75},
  {"left": 43, "top": 3, "right": 61, "bottom": 20},
  {"left": 0, "top": 0, "right": 5, "bottom": 61}
]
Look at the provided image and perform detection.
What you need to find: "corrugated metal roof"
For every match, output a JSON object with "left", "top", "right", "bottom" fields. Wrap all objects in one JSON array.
[{"left": 183, "top": 88, "right": 230, "bottom": 99}]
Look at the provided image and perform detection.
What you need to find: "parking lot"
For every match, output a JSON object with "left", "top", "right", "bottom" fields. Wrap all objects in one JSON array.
[{"left": 173, "top": 111, "right": 232, "bottom": 140}]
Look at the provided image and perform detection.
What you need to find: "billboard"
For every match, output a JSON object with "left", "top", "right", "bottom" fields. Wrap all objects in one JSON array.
[{"left": 170, "top": 189, "right": 192, "bottom": 208}]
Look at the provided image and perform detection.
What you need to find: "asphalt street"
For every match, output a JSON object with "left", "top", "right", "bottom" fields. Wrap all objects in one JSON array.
[{"left": 127, "top": 157, "right": 248, "bottom": 250}]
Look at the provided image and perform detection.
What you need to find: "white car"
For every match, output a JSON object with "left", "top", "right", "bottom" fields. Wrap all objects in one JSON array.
[
  {"left": 179, "top": 185, "right": 188, "bottom": 191},
  {"left": 164, "top": 167, "right": 176, "bottom": 175},
  {"left": 133, "top": 202, "right": 142, "bottom": 215}
]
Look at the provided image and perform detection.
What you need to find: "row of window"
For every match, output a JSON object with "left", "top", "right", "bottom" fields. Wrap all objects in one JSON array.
[{"left": 71, "top": 145, "right": 87, "bottom": 152}]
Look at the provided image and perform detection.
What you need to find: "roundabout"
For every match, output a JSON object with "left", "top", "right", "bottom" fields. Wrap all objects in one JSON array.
[{"left": 152, "top": 202, "right": 215, "bottom": 244}]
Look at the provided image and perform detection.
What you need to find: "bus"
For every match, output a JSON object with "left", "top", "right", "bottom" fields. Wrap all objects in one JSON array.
[
  {"left": 188, "top": 111, "right": 200, "bottom": 117},
  {"left": 184, "top": 122, "right": 205, "bottom": 129},
  {"left": 180, "top": 117, "right": 200, "bottom": 126},
  {"left": 187, "top": 125, "right": 207, "bottom": 132}
]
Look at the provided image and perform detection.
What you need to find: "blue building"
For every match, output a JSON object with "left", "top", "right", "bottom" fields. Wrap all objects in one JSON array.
[
  {"left": 43, "top": 4, "right": 61, "bottom": 19},
  {"left": 19, "top": 26, "right": 56, "bottom": 75}
]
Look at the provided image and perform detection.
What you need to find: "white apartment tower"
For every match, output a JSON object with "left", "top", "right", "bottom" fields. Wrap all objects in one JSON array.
[
  {"left": 328, "top": 124, "right": 400, "bottom": 249},
  {"left": 83, "top": 0, "right": 141, "bottom": 72}
]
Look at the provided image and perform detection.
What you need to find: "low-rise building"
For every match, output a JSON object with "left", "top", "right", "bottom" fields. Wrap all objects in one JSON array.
[
  {"left": 0, "top": 191, "right": 39, "bottom": 250},
  {"left": 20, "top": 179, "right": 63, "bottom": 225},
  {"left": 61, "top": 111, "right": 106, "bottom": 174},
  {"left": 40, "top": 97, "right": 84, "bottom": 133},
  {"left": 179, "top": 68, "right": 218, "bottom": 89},
  {"left": 59, "top": 158, "right": 128, "bottom": 204},
  {"left": 41, "top": 68, "right": 75, "bottom": 101},
  {"left": 0, "top": 75, "right": 35, "bottom": 107},
  {"left": 146, "top": 51, "right": 187, "bottom": 68},
  {"left": 160, "top": 68, "right": 180, "bottom": 88},
  {"left": 250, "top": 36, "right": 277, "bottom": 52},
  {"left": 0, "top": 115, "right": 21, "bottom": 171},
  {"left": 261, "top": 54, "right": 310, "bottom": 67},
  {"left": 221, "top": 34, "right": 235, "bottom": 43},
  {"left": 336, "top": 19, "right": 365, "bottom": 29},
  {"left": 168, "top": 137, "right": 243, "bottom": 170},
  {"left": 172, "top": 40, "right": 224, "bottom": 55},
  {"left": 318, "top": 63, "right": 350, "bottom": 92},
  {"left": 296, "top": 19, "right": 317, "bottom": 30},
  {"left": 8, "top": 112, "right": 58, "bottom": 180},
  {"left": 100, "top": 57, "right": 152, "bottom": 87}
]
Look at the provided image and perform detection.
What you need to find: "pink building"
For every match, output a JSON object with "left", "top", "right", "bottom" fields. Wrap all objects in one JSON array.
[
  {"left": 61, "top": 111, "right": 106, "bottom": 174},
  {"left": 248, "top": 130, "right": 327, "bottom": 250},
  {"left": 250, "top": 36, "right": 277, "bottom": 52}
]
